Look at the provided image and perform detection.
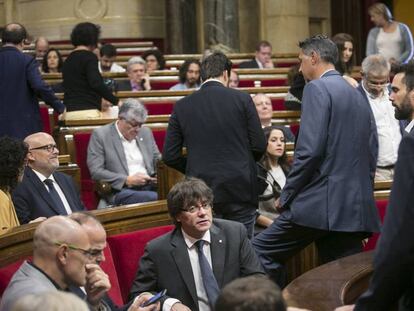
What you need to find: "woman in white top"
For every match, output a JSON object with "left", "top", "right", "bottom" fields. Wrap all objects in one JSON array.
[
  {"left": 366, "top": 3, "right": 413, "bottom": 64},
  {"left": 256, "top": 126, "right": 291, "bottom": 230}
]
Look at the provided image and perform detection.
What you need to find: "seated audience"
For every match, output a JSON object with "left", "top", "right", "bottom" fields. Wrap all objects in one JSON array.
[
  {"left": 169, "top": 58, "right": 201, "bottom": 90},
  {"left": 142, "top": 49, "right": 165, "bottom": 72},
  {"left": 87, "top": 98, "right": 160, "bottom": 206},
  {"left": 215, "top": 275, "right": 286, "bottom": 311},
  {"left": 239, "top": 40, "right": 274, "bottom": 69},
  {"left": 229, "top": 70, "right": 239, "bottom": 88},
  {"left": 0, "top": 136, "right": 28, "bottom": 235},
  {"left": 13, "top": 132, "right": 85, "bottom": 224},
  {"left": 41, "top": 48, "right": 63, "bottom": 73},
  {"left": 284, "top": 64, "right": 305, "bottom": 111},
  {"left": 256, "top": 126, "right": 290, "bottom": 230},
  {"left": 98, "top": 43, "right": 126, "bottom": 73},
  {"left": 116, "top": 56, "right": 151, "bottom": 91},
  {"left": 358, "top": 54, "right": 402, "bottom": 181},
  {"left": 34, "top": 36, "right": 49, "bottom": 59},
  {"left": 11, "top": 291, "right": 89, "bottom": 311},
  {"left": 332, "top": 33, "right": 358, "bottom": 87},
  {"left": 129, "top": 177, "right": 264, "bottom": 310},
  {"left": 62, "top": 22, "right": 120, "bottom": 120}
]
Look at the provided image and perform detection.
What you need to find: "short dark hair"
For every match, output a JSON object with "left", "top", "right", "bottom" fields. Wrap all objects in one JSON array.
[
  {"left": 70, "top": 22, "right": 101, "bottom": 48},
  {"left": 167, "top": 177, "right": 213, "bottom": 225},
  {"left": 201, "top": 52, "right": 232, "bottom": 81},
  {"left": 41, "top": 48, "right": 64, "bottom": 73},
  {"left": 255, "top": 40, "right": 272, "bottom": 52},
  {"left": 179, "top": 58, "right": 201, "bottom": 84},
  {"left": 2, "top": 23, "right": 27, "bottom": 45},
  {"left": 397, "top": 61, "right": 414, "bottom": 93},
  {"left": 100, "top": 44, "right": 117, "bottom": 58},
  {"left": 299, "top": 35, "right": 338, "bottom": 65},
  {"left": 142, "top": 49, "right": 166, "bottom": 70},
  {"left": 0, "top": 136, "right": 28, "bottom": 191},
  {"left": 215, "top": 275, "right": 287, "bottom": 311}
]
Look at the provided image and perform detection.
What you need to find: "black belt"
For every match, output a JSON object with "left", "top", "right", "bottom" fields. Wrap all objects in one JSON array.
[{"left": 377, "top": 165, "right": 395, "bottom": 169}]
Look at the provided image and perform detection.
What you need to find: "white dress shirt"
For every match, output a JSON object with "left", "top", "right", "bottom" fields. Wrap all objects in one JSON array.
[
  {"left": 405, "top": 119, "right": 414, "bottom": 133},
  {"left": 32, "top": 169, "right": 73, "bottom": 215}
]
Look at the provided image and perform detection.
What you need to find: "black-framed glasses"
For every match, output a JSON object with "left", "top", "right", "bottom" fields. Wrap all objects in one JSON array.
[
  {"left": 54, "top": 241, "right": 94, "bottom": 259},
  {"left": 181, "top": 202, "right": 212, "bottom": 214},
  {"left": 29, "top": 144, "right": 57, "bottom": 152}
]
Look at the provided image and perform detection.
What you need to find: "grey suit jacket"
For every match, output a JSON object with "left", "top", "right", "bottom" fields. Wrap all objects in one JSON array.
[
  {"left": 0, "top": 261, "right": 57, "bottom": 311},
  {"left": 87, "top": 122, "right": 161, "bottom": 191},
  {"left": 129, "top": 219, "right": 264, "bottom": 311}
]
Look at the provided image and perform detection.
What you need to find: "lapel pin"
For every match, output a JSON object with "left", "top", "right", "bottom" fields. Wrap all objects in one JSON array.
[{"left": 219, "top": 240, "right": 222, "bottom": 243}]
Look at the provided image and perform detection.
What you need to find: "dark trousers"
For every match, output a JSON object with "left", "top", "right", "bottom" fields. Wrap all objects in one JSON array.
[
  {"left": 252, "top": 210, "right": 364, "bottom": 287},
  {"left": 214, "top": 202, "right": 257, "bottom": 239}
]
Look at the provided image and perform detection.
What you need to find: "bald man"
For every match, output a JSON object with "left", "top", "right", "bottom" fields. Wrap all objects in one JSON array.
[
  {"left": 35, "top": 36, "right": 49, "bottom": 59},
  {"left": 13, "top": 132, "right": 85, "bottom": 224},
  {"left": 0, "top": 216, "right": 92, "bottom": 311}
]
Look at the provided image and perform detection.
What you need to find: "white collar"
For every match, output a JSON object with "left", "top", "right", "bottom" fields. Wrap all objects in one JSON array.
[
  {"left": 182, "top": 229, "right": 211, "bottom": 249},
  {"left": 405, "top": 119, "right": 414, "bottom": 133}
]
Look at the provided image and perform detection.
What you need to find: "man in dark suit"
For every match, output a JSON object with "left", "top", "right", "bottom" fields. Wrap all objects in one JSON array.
[
  {"left": 239, "top": 40, "right": 274, "bottom": 69},
  {"left": 129, "top": 178, "right": 264, "bottom": 311},
  {"left": 253, "top": 35, "right": 381, "bottom": 286},
  {"left": 13, "top": 132, "right": 85, "bottom": 224},
  {"left": 0, "top": 23, "right": 65, "bottom": 139},
  {"left": 163, "top": 52, "right": 266, "bottom": 238},
  {"left": 116, "top": 56, "right": 151, "bottom": 91}
]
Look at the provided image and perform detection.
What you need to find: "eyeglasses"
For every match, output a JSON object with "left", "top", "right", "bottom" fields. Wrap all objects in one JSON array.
[
  {"left": 181, "top": 202, "right": 212, "bottom": 214},
  {"left": 54, "top": 241, "right": 95, "bottom": 260},
  {"left": 30, "top": 144, "right": 57, "bottom": 152},
  {"left": 121, "top": 118, "right": 143, "bottom": 129},
  {"left": 365, "top": 79, "right": 389, "bottom": 88}
]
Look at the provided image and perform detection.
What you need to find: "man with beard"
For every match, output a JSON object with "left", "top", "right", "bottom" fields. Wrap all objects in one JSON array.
[{"left": 170, "top": 59, "right": 201, "bottom": 90}]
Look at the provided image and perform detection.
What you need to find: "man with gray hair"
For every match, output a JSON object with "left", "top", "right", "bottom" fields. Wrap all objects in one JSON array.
[
  {"left": 253, "top": 35, "right": 380, "bottom": 287},
  {"left": 87, "top": 98, "right": 160, "bottom": 206},
  {"left": 116, "top": 56, "right": 151, "bottom": 91},
  {"left": 358, "top": 54, "right": 403, "bottom": 180}
]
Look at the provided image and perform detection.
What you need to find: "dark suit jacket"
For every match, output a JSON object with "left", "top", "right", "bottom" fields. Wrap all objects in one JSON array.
[
  {"left": 355, "top": 132, "right": 414, "bottom": 310},
  {"left": 129, "top": 219, "right": 264, "bottom": 311},
  {"left": 115, "top": 79, "right": 133, "bottom": 92},
  {"left": 279, "top": 70, "right": 380, "bottom": 233},
  {"left": 163, "top": 80, "right": 266, "bottom": 205},
  {"left": 12, "top": 167, "right": 85, "bottom": 224},
  {"left": 0, "top": 46, "right": 65, "bottom": 139},
  {"left": 238, "top": 59, "right": 260, "bottom": 69}
]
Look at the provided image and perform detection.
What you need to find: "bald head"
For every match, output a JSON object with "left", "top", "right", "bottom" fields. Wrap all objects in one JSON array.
[
  {"left": 2, "top": 23, "right": 27, "bottom": 47},
  {"left": 25, "top": 132, "right": 59, "bottom": 176},
  {"left": 35, "top": 37, "right": 49, "bottom": 58}
]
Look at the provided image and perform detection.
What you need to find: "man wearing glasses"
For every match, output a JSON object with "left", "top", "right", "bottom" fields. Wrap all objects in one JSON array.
[
  {"left": 12, "top": 132, "right": 85, "bottom": 224},
  {"left": 358, "top": 54, "right": 403, "bottom": 181},
  {"left": 129, "top": 178, "right": 264, "bottom": 311}
]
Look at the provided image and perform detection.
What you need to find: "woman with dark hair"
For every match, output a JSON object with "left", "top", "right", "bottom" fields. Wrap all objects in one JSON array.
[
  {"left": 332, "top": 33, "right": 358, "bottom": 87},
  {"left": 256, "top": 126, "right": 290, "bottom": 229},
  {"left": 142, "top": 49, "right": 165, "bottom": 72},
  {"left": 41, "top": 48, "right": 63, "bottom": 73},
  {"left": 62, "top": 22, "right": 120, "bottom": 120},
  {"left": 0, "top": 136, "right": 28, "bottom": 234}
]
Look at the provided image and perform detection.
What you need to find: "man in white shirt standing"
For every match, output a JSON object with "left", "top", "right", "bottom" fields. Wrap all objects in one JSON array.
[
  {"left": 87, "top": 98, "right": 160, "bottom": 206},
  {"left": 359, "top": 54, "right": 403, "bottom": 180}
]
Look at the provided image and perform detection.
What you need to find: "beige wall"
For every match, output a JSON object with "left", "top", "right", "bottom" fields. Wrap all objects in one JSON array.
[
  {"left": 2, "top": 0, "right": 165, "bottom": 41},
  {"left": 394, "top": 0, "right": 414, "bottom": 38}
]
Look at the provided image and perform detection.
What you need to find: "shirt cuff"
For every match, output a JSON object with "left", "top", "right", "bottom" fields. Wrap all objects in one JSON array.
[{"left": 163, "top": 298, "right": 181, "bottom": 311}]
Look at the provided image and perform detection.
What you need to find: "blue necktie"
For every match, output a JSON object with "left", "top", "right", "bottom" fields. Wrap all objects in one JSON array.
[
  {"left": 195, "top": 240, "right": 220, "bottom": 308},
  {"left": 44, "top": 179, "right": 67, "bottom": 215}
]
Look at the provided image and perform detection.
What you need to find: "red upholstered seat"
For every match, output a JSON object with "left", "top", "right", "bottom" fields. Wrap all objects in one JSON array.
[
  {"left": 271, "top": 98, "right": 286, "bottom": 111},
  {"left": 289, "top": 124, "right": 300, "bottom": 138},
  {"left": 144, "top": 102, "right": 175, "bottom": 115},
  {"left": 39, "top": 106, "right": 52, "bottom": 135},
  {"left": 152, "top": 129, "right": 167, "bottom": 152},
  {"left": 0, "top": 259, "right": 26, "bottom": 296},
  {"left": 107, "top": 225, "right": 174, "bottom": 303},
  {"left": 238, "top": 78, "right": 287, "bottom": 87},
  {"left": 150, "top": 80, "right": 179, "bottom": 90},
  {"left": 364, "top": 199, "right": 388, "bottom": 251},
  {"left": 73, "top": 132, "right": 98, "bottom": 210},
  {"left": 101, "top": 247, "right": 123, "bottom": 306}
]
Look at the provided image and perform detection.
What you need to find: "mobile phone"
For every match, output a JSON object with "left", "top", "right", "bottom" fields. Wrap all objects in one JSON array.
[{"left": 140, "top": 289, "right": 167, "bottom": 307}]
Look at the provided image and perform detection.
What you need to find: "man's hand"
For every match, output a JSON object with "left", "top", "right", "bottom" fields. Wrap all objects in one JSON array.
[
  {"left": 128, "top": 293, "right": 160, "bottom": 311},
  {"left": 126, "top": 173, "right": 153, "bottom": 187},
  {"left": 171, "top": 302, "right": 191, "bottom": 311},
  {"left": 143, "top": 74, "right": 151, "bottom": 90},
  {"left": 85, "top": 263, "right": 111, "bottom": 307},
  {"left": 101, "top": 98, "right": 112, "bottom": 112},
  {"left": 263, "top": 59, "right": 275, "bottom": 68},
  {"left": 334, "top": 305, "right": 355, "bottom": 311}
]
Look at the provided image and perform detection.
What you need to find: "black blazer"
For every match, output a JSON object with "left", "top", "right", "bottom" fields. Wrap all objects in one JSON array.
[
  {"left": 238, "top": 59, "right": 260, "bottom": 69},
  {"left": 115, "top": 79, "right": 133, "bottom": 92},
  {"left": 163, "top": 80, "right": 266, "bottom": 205},
  {"left": 355, "top": 132, "right": 414, "bottom": 310},
  {"left": 129, "top": 219, "right": 264, "bottom": 311},
  {"left": 12, "top": 167, "right": 85, "bottom": 224}
]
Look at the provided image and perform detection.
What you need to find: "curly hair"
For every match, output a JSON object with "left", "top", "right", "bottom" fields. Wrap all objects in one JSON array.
[
  {"left": 142, "top": 49, "right": 165, "bottom": 70},
  {"left": 41, "top": 48, "right": 64, "bottom": 73},
  {"left": 0, "top": 136, "right": 28, "bottom": 191},
  {"left": 260, "top": 126, "right": 290, "bottom": 173},
  {"left": 179, "top": 58, "right": 201, "bottom": 84},
  {"left": 70, "top": 22, "right": 100, "bottom": 48}
]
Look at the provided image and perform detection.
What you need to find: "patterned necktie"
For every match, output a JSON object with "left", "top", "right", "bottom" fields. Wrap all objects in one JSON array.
[
  {"left": 44, "top": 179, "right": 67, "bottom": 215},
  {"left": 195, "top": 240, "right": 220, "bottom": 308}
]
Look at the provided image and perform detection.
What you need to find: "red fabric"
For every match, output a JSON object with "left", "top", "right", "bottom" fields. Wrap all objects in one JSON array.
[
  {"left": 152, "top": 129, "right": 167, "bottom": 152},
  {"left": 101, "top": 247, "right": 123, "bottom": 306},
  {"left": 150, "top": 80, "right": 179, "bottom": 90},
  {"left": 39, "top": 106, "right": 52, "bottom": 135},
  {"left": 271, "top": 98, "right": 285, "bottom": 111},
  {"left": 290, "top": 124, "right": 300, "bottom": 138},
  {"left": 364, "top": 199, "right": 388, "bottom": 251},
  {"left": 0, "top": 259, "right": 26, "bottom": 296},
  {"left": 276, "top": 61, "right": 299, "bottom": 68},
  {"left": 144, "top": 102, "right": 175, "bottom": 115},
  {"left": 238, "top": 79, "right": 287, "bottom": 87},
  {"left": 107, "top": 225, "right": 174, "bottom": 303}
]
